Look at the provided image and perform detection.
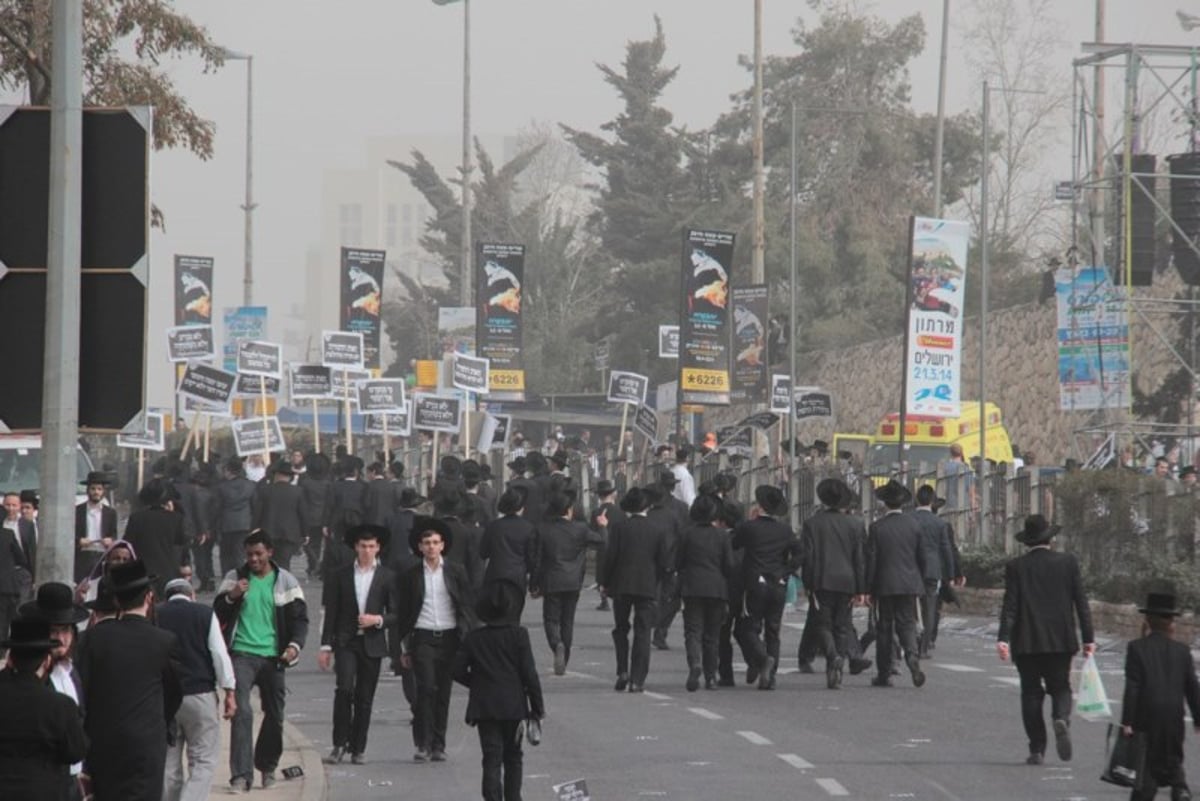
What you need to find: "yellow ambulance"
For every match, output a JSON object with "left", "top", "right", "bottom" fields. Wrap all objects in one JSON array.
[{"left": 850, "top": 401, "right": 1014, "bottom": 481}]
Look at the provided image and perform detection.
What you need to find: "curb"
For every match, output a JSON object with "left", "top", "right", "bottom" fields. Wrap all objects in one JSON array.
[{"left": 283, "top": 720, "right": 328, "bottom": 801}]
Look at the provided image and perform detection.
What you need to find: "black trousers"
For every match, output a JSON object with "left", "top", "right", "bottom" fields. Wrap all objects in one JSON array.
[
  {"left": 411, "top": 629, "right": 460, "bottom": 753},
  {"left": 655, "top": 574, "right": 681, "bottom": 641},
  {"left": 273, "top": 540, "right": 297, "bottom": 571},
  {"left": 682, "top": 597, "right": 726, "bottom": 678},
  {"left": 874, "top": 594, "right": 919, "bottom": 678},
  {"left": 542, "top": 591, "right": 580, "bottom": 660},
  {"left": 303, "top": 525, "right": 324, "bottom": 579},
  {"left": 717, "top": 592, "right": 743, "bottom": 683},
  {"left": 919, "top": 581, "right": 939, "bottom": 653},
  {"left": 612, "top": 595, "right": 656, "bottom": 685},
  {"left": 810, "top": 590, "right": 854, "bottom": 663},
  {"left": 192, "top": 535, "right": 216, "bottom": 585},
  {"left": 332, "top": 638, "right": 383, "bottom": 754},
  {"left": 1012, "top": 652, "right": 1073, "bottom": 756},
  {"left": 734, "top": 578, "right": 787, "bottom": 674},
  {"left": 0, "top": 594, "right": 16, "bottom": 658},
  {"left": 220, "top": 530, "right": 248, "bottom": 576},
  {"left": 477, "top": 719, "right": 524, "bottom": 801}
]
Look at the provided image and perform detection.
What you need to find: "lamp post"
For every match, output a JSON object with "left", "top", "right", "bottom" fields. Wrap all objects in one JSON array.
[
  {"left": 434, "top": 0, "right": 473, "bottom": 306},
  {"left": 219, "top": 48, "right": 255, "bottom": 306},
  {"left": 932, "top": 0, "right": 951, "bottom": 217},
  {"left": 751, "top": 0, "right": 765, "bottom": 283}
]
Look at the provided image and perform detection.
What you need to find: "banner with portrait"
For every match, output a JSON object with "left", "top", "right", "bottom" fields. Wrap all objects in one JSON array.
[
  {"left": 174, "top": 255, "right": 213, "bottom": 326},
  {"left": 339, "top": 247, "right": 386, "bottom": 371},
  {"left": 476, "top": 242, "right": 526, "bottom": 400},
  {"left": 679, "top": 229, "right": 735, "bottom": 405},
  {"left": 730, "top": 283, "right": 768, "bottom": 404}
]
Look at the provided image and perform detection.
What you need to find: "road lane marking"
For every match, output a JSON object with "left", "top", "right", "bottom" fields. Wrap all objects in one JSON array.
[
  {"left": 777, "top": 753, "right": 814, "bottom": 770},
  {"left": 737, "top": 730, "right": 772, "bottom": 745},
  {"left": 931, "top": 663, "right": 984, "bottom": 672},
  {"left": 990, "top": 676, "right": 1021, "bottom": 686},
  {"left": 644, "top": 691, "right": 673, "bottom": 700},
  {"left": 816, "top": 777, "right": 850, "bottom": 796},
  {"left": 688, "top": 707, "right": 724, "bottom": 721}
]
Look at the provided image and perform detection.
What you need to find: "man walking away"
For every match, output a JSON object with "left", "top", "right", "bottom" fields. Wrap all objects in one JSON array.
[
  {"left": 215, "top": 458, "right": 257, "bottom": 576},
  {"left": 909, "top": 484, "right": 955, "bottom": 658},
  {"left": 997, "top": 514, "right": 1094, "bottom": 765},
  {"left": 156, "top": 578, "right": 236, "bottom": 801},
  {"left": 865, "top": 480, "right": 926, "bottom": 689},
  {"left": 532, "top": 491, "right": 602, "bottom": 675},
  {"left": 677, "top": 494, "right": 733, "bottom": 691}
]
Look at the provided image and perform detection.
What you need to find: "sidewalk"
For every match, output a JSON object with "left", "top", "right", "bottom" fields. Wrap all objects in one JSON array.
[{"left": 205, "top": 714, "right": 326, "bottom": 800}]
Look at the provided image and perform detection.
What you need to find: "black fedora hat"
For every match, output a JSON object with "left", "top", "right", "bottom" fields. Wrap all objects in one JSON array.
[
  {"left": 816, "top": 477, "right": 849, "bottom": 508},
  {"left": 619, "top": 487, "right": 650, "bottom": 514},
  {"left": 138, "top": 478, "right": 172, "bottom": 508},
  {"left": 20, "top": 582, "right": 88, "bottom": 626},
  {"left": 658, "top": 469, "right": 678, "bottom": 488},
  {"left": 475, "top": 579, "right": 523, "bottom": 624},
  {"left": 409, "top": 515, "right": 453, "bottom": 556},
  {"left": 754, "top": 485, "right": 789, "bottom": 517},
  {"left": 549, "top": 450, "right": 569, "bottom": 469},
  {"left": 81, "top": 471, "right": 112, "bottom": 486},
  {"left": 343, "top": 523, "right": 391, "bottom": 550},
  {"left": 18, "top": 489, "right": 38, "bottom": 507},
  {"left": 432, "top": 487, "right": 470, "bottom": 518},
  {"left": 1139, "top": 591, "right": 1182, "bottom": 617},
  {"left": 592, "top": 479, "right": 616, "bottom": 496},
  {"left": 107, "top": 559, "right": 155, "bottom": 594},
  {"left": 506, "top": 456, "right": 527, "bottom": 474},
  {"left": 273, "top": 459, "right": 294, "bottom": 477},
  {"left": 85, "top": 578, "right": 119, "bottom": 613},
  {"left": 2, "top": 616, "right": 60, "bottom": 653},
  {"left": 1016, "top": 514, "right": 1060, "bottom": 546},
  {"left": 875, "top": 479, "right": 912, "bottom": 508},
  {"left": 398, "top": 487, "right": 427, "bottom": 509}
]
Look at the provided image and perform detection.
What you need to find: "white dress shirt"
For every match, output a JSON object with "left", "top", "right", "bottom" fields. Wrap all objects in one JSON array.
[
  {"left": 86, "top": 503, "right": 104, "bottom": 542},
  {"left": 49, "top": 661, "right": 83, "bottom": 775},
  {"left": 354, "top": 560, "right": 378, "bottom": 628},
  {"left": 415, "top": 558, "right": 456, "bottom": 632},
  {"left": 671, "top": 463, "right": 697, "bottom": 506}
]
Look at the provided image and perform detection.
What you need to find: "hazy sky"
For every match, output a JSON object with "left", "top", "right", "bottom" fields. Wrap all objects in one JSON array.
[{"left": 12, "top": 1, "right": 1197, "bottom": 407}]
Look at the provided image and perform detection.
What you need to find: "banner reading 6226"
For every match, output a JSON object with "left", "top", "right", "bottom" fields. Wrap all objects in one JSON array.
[
  {"left": 679, "top": 229, "right": 735, "bottom": 405},
  {"left": 476, "top": 242, "right": 526, "bottom": 400}
]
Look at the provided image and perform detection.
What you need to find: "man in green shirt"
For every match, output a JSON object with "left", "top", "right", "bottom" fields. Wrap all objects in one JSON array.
[{"left": 215, "top": 529, "right": 309, "bottom": 793}]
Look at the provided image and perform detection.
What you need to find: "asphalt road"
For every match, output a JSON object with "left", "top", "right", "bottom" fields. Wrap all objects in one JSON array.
[{"left": 275, "top": 578, "right": 1181, "bottom": 801}]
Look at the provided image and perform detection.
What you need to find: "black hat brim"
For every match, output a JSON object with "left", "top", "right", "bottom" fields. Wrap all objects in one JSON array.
[
  {"left": 1138, "top": 605, "right": 1183, "bottom": 617},
  {"left": 1, "top": 636, "right": 61, "bottom": 651},
  {"left": 1015, "top": 523, "right": 1060, "bottom": 545},
  {"left": 19, "top": 600, "right": 89, "bottom": 626},
  {"left": 343, "top": 524, "right": 391, "bottom": 550},
  {"left": 108, "top": 575, "right": 154, "bottom": 594},
  {"left": 409, "top": 516, "right": 453, "bottom": 555}
]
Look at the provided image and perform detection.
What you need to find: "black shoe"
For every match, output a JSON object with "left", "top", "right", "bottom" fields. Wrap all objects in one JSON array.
[
  {"left": 848, "top": 657, "right": 873, "bottom": 675},
  {"left": 906, "top": 653, "right": 926, "bottom": 688},
  {"left": 351, "top": 752, "right": 366, "bottom": 765},
  {"left": 796, "top": 661, "right": 815, "bottom": 674},
  {"left": 1025, "top": 752, "right": 1044, "bottom": 765},
  {"left": 826, "top": 656, "right": 844, "bottom": 690},
  {"left": 705, "top": 677, "right": 718, "bottom": 690},
  {"left": 229, "top": 777, "right": 251, "bottom": 794},
  {"left": 323, "top": 746, "right": 346, "bottom": 765},
  {"left": 614, "top": 673, "right": 629, "bottom": 692},
  {"left": 628, "top": 684, "right": 644, "bottom": 693},
  {"left": 652, "top": 636, "right": 670, "bottom": 651},
  {"left": 871, "top": 675, "right": 893, "bottom": 688},
  {"left": 261, "top": 771, "right": 276, "bottom": 789},
  {"left": 553, "top": 643, "right": 566, "bottom": 676},
  {"left": 717, "top": 676, "right": 735, "bottom": 687},
  {"left": 1053, "top": 719, "right": 1072, "bottom": 762},
  {"left": 745, "top": 664, "right": 760, "bottom": 685},
  {"left": 686, "top": 666, "right": 701, "bottom": 692},
  {"left": 758, "top": 656, "right": 776, "bottom": 690},
  {"left": 596, "top": 600, "right": 610, "bottom": 611},
  {"left": 431, "top": 750, "right": 447, "bottom": 762},
  {"left": 413, "top": 749, "right": 430, "bottom": 763}
]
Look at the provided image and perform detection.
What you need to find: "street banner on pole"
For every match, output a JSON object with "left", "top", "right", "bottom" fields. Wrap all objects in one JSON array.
[
  {"left": 166, "top": 325, "right": 214, "bottom": 363},
  {"left": 289, "top": 364, "right": 333, "bottom": 401},
  {"left": 174, "top": 255, "right": 213, "bottom": 326},
  {"left": 679, "top": 228, "right": 735, "bottom": 405},
  {"left": 237, "top": 340, "right": 282, "bottom": 380},
  {"left": 475, "top": 242, "right": 526, "bottom": 400},
  {"left": 452, "top": 353, "right": 490, "bottom": 393},
  {"left": 117, "top": 412, "right": 165, "bottom": 451},
  {"left": 232, "top": 416, "right": 285, "bottom": 457},
  {"left": 357, "top": 379, "right": 406, "bottom": 413},
  {"left": 339, "top": 247, "right": 386, "bottom": 370},
  {"left": 793, "top": 388, "right": 833, "bottom": 419},
  {"left": 770, "top": 374, "right": 791, "bottom": 414},
  {"left": 438, "top": 306, "right": 476, "bottom": 355},
  {"left": 904, "top": 217, "right": 969, "bottom": 415},
  {"left": 222, "top": 306, "right": 267, "bottom": 373},
  {"left": 634, "top": 405, "right": 658, "bottom": 441},
  {"left": 730, "top": 284, "right": 768, "bottom": 404},
  {"left": 658, "top": 325, "right": 679, "bottom": 358},
  {"left": 1055, "top": 266, "right": 1131, "bottom": 410},
  {"left": 606, "top": 371, "right": 648, "bottom": 406},
  {"left": 413, "top": 394, "right": 462, "bottom": 433},
  {"left": 178, "top": 363, "right": 237, "bottom": 407},
  {"left": 322, "top": 330, "right": 365, "bottom": 371}
]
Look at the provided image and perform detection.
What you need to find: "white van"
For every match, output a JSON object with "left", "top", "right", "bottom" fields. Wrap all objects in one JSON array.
[{"left": 0, "top": 435, "right": 95, "bottom": 505}]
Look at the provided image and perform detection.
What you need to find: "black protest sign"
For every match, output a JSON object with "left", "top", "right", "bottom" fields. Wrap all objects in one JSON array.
[
  {"left": 553, "top": 779, "right": 592, "bottom": 801},
  {"left": 166, "top": 325, "right": 214, "bottom": 363},
  {"left": 658, "top": 325, "right": 679, "bottom": 358},
  {"left": 606, "top": 370, "right": 648, "bottom": 405},
  {"left": 178, "top": 363, "right": 237, "bottom": 406},
  {"left": 332, "top": 368, "right": 372, "bottom": 400},
  {"left": 452, "top": 352, "right": 490, "bottom": 393},
  {"left": 235, "top": 372, "right": 281, "bottom": 398},
  {"left": 364, "top": 409, "right": 411, "bottom": 437},
  {"left": 117, "top": 412, "right": 165, "bottom": 451},
  {"left": 232, "top": 416, "right": 286, "bottom": 457},
  {"left": 357, "top": 379, "right": 406, "bottom": 413},
  {"left": 730, "top": 283, "right": 768, "bottom": 404},
  {"left": 736, "top": 411, "right": 780, "bottom": 431},
  {"left": 237, "top": 340, "right": 282, "bottom": 379},
  {"left": 770, "top": 374, "right": 791, "bottom": 413},
  {"left": 794, "top": 388, "right": 833, "bottom": 419},
  {"left": 716, "top": 425, "right": 753, "bottom": 451},
  {"left": 679, "top": 228, "right": 735, "bottom": 405},
  {"left": 475, "top": 242, "right": 526, "bottom": 399},
  {"left": 322, "top": 330, "right": 364, "bottom": 371},
  {"left": 174, "top": 254, "right": 213, "bottom": 326},
  {"left": 339, "top": 248, "right": 386, "bottom": 370},
  {"left": 634, "top": 405, "right": 658, "bottom": 441},
  {"left": 289, "top": 364, "right": 332, "bottom": 401},
  {"left": 413, "top": 394, "right": 462, "bottom": 433},
  {"left": 183, "top": 394, "right": 231, "bottom": 417}
]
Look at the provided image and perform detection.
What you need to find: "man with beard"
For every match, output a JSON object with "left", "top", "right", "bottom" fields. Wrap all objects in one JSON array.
[
  {"left": 75, "top": 471, "right": 117, "bottom": 584},
  {"left": 532, "top": 490, "right": 602, "bottom": 675}
]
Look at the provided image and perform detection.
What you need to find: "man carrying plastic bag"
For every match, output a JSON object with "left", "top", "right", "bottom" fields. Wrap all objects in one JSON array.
[{"left": 997, "top": 515, "right": 1096, "bottom": 766}]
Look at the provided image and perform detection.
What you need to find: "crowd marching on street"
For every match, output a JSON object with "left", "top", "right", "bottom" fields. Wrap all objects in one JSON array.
[{"left": 1, "top": 437, "right": 1199, "bottom": 801}]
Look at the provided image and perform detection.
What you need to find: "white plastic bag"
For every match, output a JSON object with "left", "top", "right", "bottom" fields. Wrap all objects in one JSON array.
[{"left": 1076, "top": 653, "right": 1112, "bottom": 720}]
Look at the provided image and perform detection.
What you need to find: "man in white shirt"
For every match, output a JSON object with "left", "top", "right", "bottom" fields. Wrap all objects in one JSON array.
[
  {"left": 395, "top": 517, "right": 476, "bottom": 763},
  {"left": 670, "top": 445, "right": 697, "bottom": 507},
  {"left": 155, "top": 578, "right": 237, "bottom": 801},
  {"left": 75, "top": 472, "right": 117, "bottom": 582}
]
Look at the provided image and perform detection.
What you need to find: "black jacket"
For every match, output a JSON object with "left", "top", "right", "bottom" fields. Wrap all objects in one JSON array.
[
  {"left": 331, "top": 479, "right": 369, "bottom": 533},
  {"left": 480, "top": 515, "right": 538, "bottom": 591},
  {"left": 452, "top": 623, "right": 545, "bottom": 724},
  {"left": 123, "top": 507, "right": 189, "bottom": 588},
  {"left": 252, "top": 482, "right": 306, "bottom": 545},
  {"left": 298, "top": 475, "right": 334, "bottom": 530},
  {"left": 799, "top": 509, "right": 865, "bottom": 596},
  {"left": 214, "top": 476, "right": 257, "bottom": 533},
  {"left": 394, "top": 558, "right": 477, "bottom": 655},
  {"left": 648, "top": 505, "right": 683, "bottom": 575},
  {"left": 75, "top": 502, "right": 118, "bottom": 542},
  {"left": 865, "top": 510, "right": 926, "bottom": 597},
  {"left": 908, "top": 509, "right": 955, "bottom": 583},
  {"left": 533, "top": 518, "right": 602, "bottom": 594},
  {"left": 442, "top": 517, "right": 485, "bottom": 592},
  {"left": 0, "top": 527, "right": 29, "bottom": 596},
  {"left": 364, "top": 479, "right": 403, "bottom": 527},
  {"left": 676, "top": 523, "right": 733, "bottom": 600},
  {"left": 1122, "top": 631, "right": 1200, "bottom": 775},
  {"left": 998, "top": 547, "right": 1093, "bottom": 655},
  {"left": 0, "top": 670, "right": 88, "bottom": 801},
  {"left": 214, "top": 562, "right": 310, "bottom": 661},
  {"left": 600, "top": 514, "right": 668, "bottom": 598},
  {"left": 321, "top": 561, "right": 397, "bottom": 659},
  {"left": 731, "top": 515, "right": 800, "bottom": 586}
]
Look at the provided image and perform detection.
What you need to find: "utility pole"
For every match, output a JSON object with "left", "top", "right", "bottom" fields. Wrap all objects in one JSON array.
[
  {"left": 1091, "top": 0, "right": 1106, "bottom": 268},
  {"left": 39, "top": 0, "right": 83, "bottom": 584},
  {"left": 243, "top": 56, "right": 255, "bottom": 306},
  {"left": 460, "top": 0, "right": 473, "bottom": 306},
  {"left": 751, "top": 0, "right": 765, "bottom": 283},
  {"left": 932, "top": 0, "right": 950, "bottom": 217}
]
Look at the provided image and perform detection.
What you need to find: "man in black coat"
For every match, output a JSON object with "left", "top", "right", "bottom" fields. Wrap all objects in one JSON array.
[
  {"left": 395, "top": 516, "right": 477, "bottom": 763},
  {"left": 998, "top": 514, "right": 1094, "bottom": 765},
  {"left": 435, "top": 487, "right": 486, "bottom": 594},
  {"left": 1121, "top": 592, "right": 1200, "bottom": 800},
  {"left": 532, "top": 491, "right": 602, "bottom": 675},
  {"left": 480, "top": 488, "right": 538, "bottom": 616},
  {"left": 252, "top": 461, "right": 306, "bottom": 570},
  {"left": 75, "top": 471, "right": 118, "bottom": 583},
  {"left": 318, "top": 524, "right": 397, "bottom": 765},
  {"left": 363, "top": 462, "right": 403, "bottom": 527},
  {"left": 598, "top": 487, "right": 668, "bottom": 693},
  {"left": 676, "top": 494, "right": 733, "bottom": 691},
  {"left": 0, "top": 616, "right": 88, "bottom": 801},
  {"left": 384, "top": 487, "right": 425, "bottom": 570},
  {"left": 649, "top": 478, "right": 686, "bottom": 651},
  {"left": 732, "top": 485, "right": 800, "bottom": 690},
  {"left": 214, "top": 457, "right": 257, "bottom": 576},
  {"left": 123, "top": 479, "right": 189, "bottom": 599},
  {"left": 589, "top": 479, "right": 623, "bottom": 612},
  {"left": 908, "top": 484, "right": 956, "bottom": 658},
  {"left": 0, "top": 520, "right": 29, "bottom": 660},
  {"left": 865, "top": 480, "right": 928, "bottom": 690},
  {"left": 76, "top": 560, "right": 183, "bottom": 801},
  {"left": 800, "top": 478, "right": 867, "bottom": 690}
]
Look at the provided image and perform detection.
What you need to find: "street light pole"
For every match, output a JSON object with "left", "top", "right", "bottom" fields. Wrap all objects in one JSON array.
[
  {"left": 979, "top": 80, "right": 990, "bottom": 547},
  {"left": 932, "top": 0, "right": 950, "bottom": 217},
  {"left": 461, "top": 0, "right": 472, "bottom": 306},
  {"left": 751, "top": 0, "right": 765, "bottom": 284},
  {"left": 220, "top": 48, "right": 255, "bottom": 306}
]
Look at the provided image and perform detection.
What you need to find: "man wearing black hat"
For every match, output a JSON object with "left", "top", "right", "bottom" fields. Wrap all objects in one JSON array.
[
  {"left": 997, "top": 514, "right": 1094, "bottom": 765},
  {"left": 0, "top": 616, "right": 88, "bottom": 800},
  {"left": 732, "top": 485, "right": 800, "bottom": 690},
  {"left": 462, "top": 461, "right": 495, "bottom": 528},
  {"left": 481, "top": 487, "right": 538, "bottom": 618},
  {"left": 124, "top": 479, "right": 190, "bottom": 599},
  {"left": 799, "top": 478, "right": 867, "bottom": 689},
  {"left": 214, "top": 457, "right": 258, "bottom": 576},
  {"left": 252, "top": 461, "right": 306, "bottom": 570},
  {"left": 395, "top": 516, "right": 477, "bottom": 763},
  {"left": 319, "top": 524, "right": 397, "bottom": 765},
  {"left": 648, "top": 479, "right": 686, "bottom": 651},
  {"left": 599, "top": 487, "right": 669, "bottom": 693},
  {"left": 0, "top": 501, "right": 28, "bottom": 659},
  {"left": 589, "top": 480, "right": 623, "bottom": 611},
  {"left": 76, "top": 559, "right": 183, "bottom": 801},
  {"left": 532, "top": 490, "right": 603, "bottom": 675},
  {"left": 1121, "top": 591, "right": 1200, "bottom": 800},
  {"left": 75, "top": 472, "right": 117, "bottom": 583},
  {"left": 435, "top": 486, "right": 486, "bottom": 595},
  {"left": 865, "top": 480, "right": 927, "bottom": 689},
  {"left": 909, "top": 484, "right": 957, "bottom": 658}
]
